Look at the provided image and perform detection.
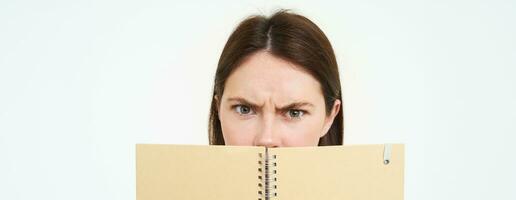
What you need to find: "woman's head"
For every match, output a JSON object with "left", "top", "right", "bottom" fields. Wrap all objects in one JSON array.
[{"left": 209, "top": 10, "right": 343, "bottom": 146}]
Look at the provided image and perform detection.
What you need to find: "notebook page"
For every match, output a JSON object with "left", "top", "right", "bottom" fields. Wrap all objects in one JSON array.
[
  {"left": 136, "top": 144, "right": 263, "bottom": 200},
  {"left": 270, "top": 144, "right": 404, "bottom": 200}
]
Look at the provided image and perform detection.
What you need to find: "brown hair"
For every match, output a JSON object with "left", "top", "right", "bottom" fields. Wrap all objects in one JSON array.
[{"left": 208, "top": 10, "right": 343, "bottom": 146}]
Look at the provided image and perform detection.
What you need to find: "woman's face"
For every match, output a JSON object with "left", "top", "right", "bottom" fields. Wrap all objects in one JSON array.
[{"left": 217, "top": 51, "right": 341, "bottom": 147}]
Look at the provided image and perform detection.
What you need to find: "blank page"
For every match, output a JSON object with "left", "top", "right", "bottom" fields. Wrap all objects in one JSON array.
[
  {"left": 270, "top": 144, "right": 404, "bottom": 200},
  {"left": 136, "top": 144, "right": 263, "bottom": 200}
]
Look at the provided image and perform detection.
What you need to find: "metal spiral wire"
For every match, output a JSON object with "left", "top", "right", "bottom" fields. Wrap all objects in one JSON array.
[{"left": 258, "top": 148, "right": 277, "bottom": 200}]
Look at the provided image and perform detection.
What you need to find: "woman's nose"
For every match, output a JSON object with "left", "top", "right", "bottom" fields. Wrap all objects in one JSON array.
[{"left": 253, "top": 113, "right": 281, "bottom": 148}]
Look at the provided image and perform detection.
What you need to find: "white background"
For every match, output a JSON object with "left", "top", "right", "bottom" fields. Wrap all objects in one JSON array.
[{"left": 1, "top": 0, "right": 515, "bottom": 199}]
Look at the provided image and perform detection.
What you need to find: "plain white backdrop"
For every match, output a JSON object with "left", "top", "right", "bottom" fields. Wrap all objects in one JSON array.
[{"left": 1, "top": 0, "right": 515, "bottom": 199}]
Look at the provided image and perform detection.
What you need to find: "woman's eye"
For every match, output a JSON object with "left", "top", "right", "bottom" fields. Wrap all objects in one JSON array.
[
  {"left": 287, "top": 109, "right": 305, "bottom": 119},
  {"left": 234, "top": 105, "right": 254, "bottom": 115}
]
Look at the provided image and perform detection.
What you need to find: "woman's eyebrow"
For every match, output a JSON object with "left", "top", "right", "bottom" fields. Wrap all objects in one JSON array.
[
  {"left": 277, "top": 102, "right": 314, "bottom": 111},
  {"left": 226, "top": 96, "right": 314, "bottom": 110},
  {"left": 226, "top": 97, "right": 261, "bottom": 107}
]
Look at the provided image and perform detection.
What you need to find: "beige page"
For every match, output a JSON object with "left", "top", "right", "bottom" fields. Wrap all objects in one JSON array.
[
  {"left": 136, "top": 144, "right": 263, "bottom": 200},
  {"left": 270, "top": 144, "right": 404, "bottom": 200}
]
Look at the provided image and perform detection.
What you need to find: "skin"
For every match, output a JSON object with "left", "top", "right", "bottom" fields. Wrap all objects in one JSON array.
[{"left": 217, "top": 51, "right": 341, "bottom": 147}]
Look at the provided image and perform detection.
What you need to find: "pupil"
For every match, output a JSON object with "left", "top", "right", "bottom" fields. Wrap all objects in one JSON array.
[
  {"left": 241, "top": 106, "right": 249, "bottom": 113},
  {"left": 291, "top": 110, "right": 299, "bottom": 117}
]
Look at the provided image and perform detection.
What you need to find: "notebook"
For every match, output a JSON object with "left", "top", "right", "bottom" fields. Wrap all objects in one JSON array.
[{"left": 136, "top": 144, "right": 404, "bottom": 200}]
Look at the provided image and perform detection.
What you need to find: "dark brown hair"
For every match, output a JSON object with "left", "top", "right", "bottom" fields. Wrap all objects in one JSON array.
[{"left": 208, "top": 10, "right": 343, "bottom": 146}]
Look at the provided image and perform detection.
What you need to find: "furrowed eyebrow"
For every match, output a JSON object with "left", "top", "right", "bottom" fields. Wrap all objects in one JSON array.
[
  {"left": 277, "top": 102, "right": 314, "bottom": 111},
  {"left": 226, "top": 97, "right": 261, "bottom": 108},
  {"left": 226, "top": 96, "right": 314, "bottom": 111}
]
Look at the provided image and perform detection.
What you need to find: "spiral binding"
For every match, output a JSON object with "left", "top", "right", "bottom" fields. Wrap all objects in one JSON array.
[{"left": 258, "top": 147, "right": 278, "bottom": 200}]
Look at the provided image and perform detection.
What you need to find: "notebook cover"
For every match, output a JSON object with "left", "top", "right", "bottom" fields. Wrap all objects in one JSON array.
[{"left": 136, "top": 144, "right": 404, "bottom": 200}]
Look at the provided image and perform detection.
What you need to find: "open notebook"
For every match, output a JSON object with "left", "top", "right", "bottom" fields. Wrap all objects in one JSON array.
[{"left": 136, "top": 144, "right": 404, "bottom": 200}]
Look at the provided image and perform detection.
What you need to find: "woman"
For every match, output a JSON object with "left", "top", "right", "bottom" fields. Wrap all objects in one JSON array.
[{"left": 208, "top": 10, "right": 343, "bottom": 147}]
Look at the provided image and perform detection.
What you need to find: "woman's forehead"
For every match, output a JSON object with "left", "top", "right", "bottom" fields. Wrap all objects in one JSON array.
[{"left": 223, "top": 51, "right": 324, "bottom": 104}]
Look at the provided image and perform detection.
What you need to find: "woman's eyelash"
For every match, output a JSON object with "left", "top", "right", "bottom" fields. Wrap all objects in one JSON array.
[
  {"left": 285, "top": 109, "right": 307, "bottom": 118},
  {"left": 232, "top": 104, "right": 255, "bottom": 115}
]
